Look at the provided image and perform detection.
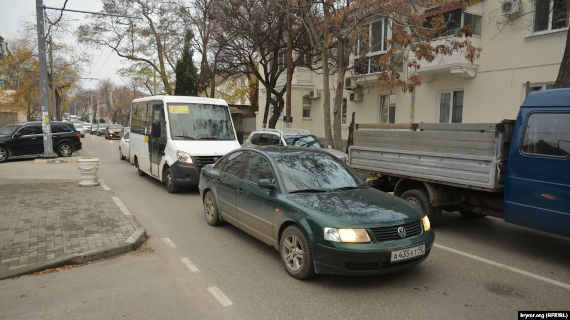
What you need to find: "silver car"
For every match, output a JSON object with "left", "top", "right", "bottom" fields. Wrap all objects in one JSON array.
[{"left": 244, "top": 128, "right": 348, "bottom": 161}]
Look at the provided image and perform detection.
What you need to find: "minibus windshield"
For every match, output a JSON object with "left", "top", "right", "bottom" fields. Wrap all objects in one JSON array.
[{"left": 168, "top": 103, "right": 235, "bottom": 141}]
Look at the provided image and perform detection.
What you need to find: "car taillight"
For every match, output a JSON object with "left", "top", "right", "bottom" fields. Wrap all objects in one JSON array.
[{"left": 76, "top": 133, "right": 81, "bottom": 139}]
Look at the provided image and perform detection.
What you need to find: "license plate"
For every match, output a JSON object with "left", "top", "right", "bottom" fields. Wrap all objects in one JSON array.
[{"left": 390, "top": 244, "right": 426, "bottom": 263}]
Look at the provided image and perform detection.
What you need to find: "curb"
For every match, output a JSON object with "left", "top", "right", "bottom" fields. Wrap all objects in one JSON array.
[
  {"left": 0, "top": 228, "right": 147, "bottom": 281},
  {"left": 34, "top": 157, "right": 79, "bottom": 164}
]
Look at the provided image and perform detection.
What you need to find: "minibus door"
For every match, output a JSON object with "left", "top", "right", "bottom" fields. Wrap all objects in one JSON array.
[{"left": 150, "top": 103, "right": 166, "bottom": 178}]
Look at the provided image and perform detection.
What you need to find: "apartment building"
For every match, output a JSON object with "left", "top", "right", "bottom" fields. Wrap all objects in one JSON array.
[{"left": 257, "top": 0, "right": 567, "bottom": 140}]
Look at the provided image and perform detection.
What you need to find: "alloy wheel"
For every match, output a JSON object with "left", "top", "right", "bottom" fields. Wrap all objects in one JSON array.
[
  {"left": 58, "top": 144, "right": 72, "bottom": 157},
  {"left": 0, "top": 147, "right": 8, "bottom": 162},
  {"left": 282, "top": 234, "right": 305, "bottom": 273},
  {"left": 205, "top": 195, "right": 216, "bottom": 221}
]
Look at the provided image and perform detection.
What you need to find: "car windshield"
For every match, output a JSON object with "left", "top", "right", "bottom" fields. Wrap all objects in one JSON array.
[
  {"left": 284, "top": 135, "right": 324, "bottom": 148},
  {"left": 273, "top": 150, "right": 360, "bottom": 193},
  {"left": 168, "top": 103, "right": 235, "bottom": 140},
  {"left": 73, "top": 124, "right": 83, "bottom": 128},
  {"left": 0, "top": 125, "right": 20, "bottom": 135},
  {"left": 109, "top": 125, "right": 122, "bottom": 129}
]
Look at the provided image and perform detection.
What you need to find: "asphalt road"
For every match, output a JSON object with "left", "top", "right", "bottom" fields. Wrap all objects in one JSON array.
[{"left": 76, "top": 135, "right": 570, "bottom": 319}]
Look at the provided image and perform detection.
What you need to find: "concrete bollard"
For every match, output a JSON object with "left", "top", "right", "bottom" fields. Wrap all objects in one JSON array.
[{"left": 77, "top": 158, "right": 100, "bottom": 187}]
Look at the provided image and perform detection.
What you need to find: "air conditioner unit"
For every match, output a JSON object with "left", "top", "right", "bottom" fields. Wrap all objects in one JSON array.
[
  {"left": 501, "top": 0, "right": 521, "bottom": 16},
  {"left": 345, "top": 77, "right": 356, "bottom": 90},
  {"left": 349, "top": 92, "right": 362, "bottom": 103}
]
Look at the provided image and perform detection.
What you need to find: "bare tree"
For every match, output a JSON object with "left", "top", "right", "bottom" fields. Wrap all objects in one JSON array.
[{"left": 78, "top": 0, "right": 188, "bottom": 94}]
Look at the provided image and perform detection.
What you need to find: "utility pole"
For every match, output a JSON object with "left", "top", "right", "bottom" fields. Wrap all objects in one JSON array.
[
  {"left": 48, "top": 35, "right": 57, "bottom": 121},
  {"left": 35, "top": 0, "right": 55, "bottom": 157}
]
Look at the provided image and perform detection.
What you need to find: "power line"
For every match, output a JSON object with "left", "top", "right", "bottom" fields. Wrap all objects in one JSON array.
[{"left": 43, "top": 6, "right": 142, "bottom": 20}]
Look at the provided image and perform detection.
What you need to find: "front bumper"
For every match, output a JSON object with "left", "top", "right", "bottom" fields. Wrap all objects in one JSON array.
[
  {"left": 313, "top": 231, "right": 435, "bottom": 275},
  {"left": 170, "top": 161, "right": 201, "bottom": 187}
]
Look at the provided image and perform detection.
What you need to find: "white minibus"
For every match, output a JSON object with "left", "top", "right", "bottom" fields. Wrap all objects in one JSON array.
[{"left": 129, "top": 96, "right": 241, "bottom": 192}]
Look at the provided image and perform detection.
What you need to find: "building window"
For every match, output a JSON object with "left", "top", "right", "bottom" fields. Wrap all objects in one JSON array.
[
  {"left": 342, "top": 98, "right": 347, "bottom": 125},
  {"left": 302, "top": 96, "right": 311, "bottom": 119},
  {"left": 534, "top": 0, "right": 569, "bottom": 32},
  {"left": 425, "top": 9, "right": 482, "bottom": 37},
  {"left": 439, "top": 90, "right": 464, "bottom": 123},
  {"left": 529, "top": 82, "right": 554, "bottom": 92},
  {"left": 464, "top": 13, "right": 482, "bottom": 35},
  {"left": 389, "top": 100, "right": 396, "bottom": 124},
  {"left": 354, "top": 18, "right": 389, "bottom": 75}
]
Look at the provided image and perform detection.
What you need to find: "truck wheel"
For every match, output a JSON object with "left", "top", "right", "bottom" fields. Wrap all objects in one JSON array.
[
  {"left": 134, "top": 158, "right": 145, "bottom": 176},
  {"left": 401, "top": 189, "right": 442, "bottom": 222},
  {"left": 164, "top": 167, "right": 179, "bottom": 193}
]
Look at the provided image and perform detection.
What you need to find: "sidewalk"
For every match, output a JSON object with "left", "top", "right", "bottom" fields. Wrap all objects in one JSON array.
[{"left": 0, "top": 160, "right": 146, "bottom": 280}]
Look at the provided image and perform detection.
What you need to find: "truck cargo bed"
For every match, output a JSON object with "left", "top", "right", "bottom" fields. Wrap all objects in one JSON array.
[{"left": 348, "top": 122, "right": 513, "bottom": 191}]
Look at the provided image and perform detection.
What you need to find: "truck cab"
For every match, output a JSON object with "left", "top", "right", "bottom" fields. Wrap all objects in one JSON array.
[{"left": 504, "top": 89, "right": 570, "bottom": 236}]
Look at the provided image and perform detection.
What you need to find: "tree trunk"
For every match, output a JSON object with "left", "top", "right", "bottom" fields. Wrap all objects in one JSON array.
[
  {"left": 284, "top": 7, "right": 294, "bottom": 128},
  {"left": 262, "top": 90, "right": 271, "bottom": 128},
  {"left": 321, "top": 7, "right": 333, "bottom": 147},
  {"left": 554, "top": 30, "right": 570, "bottom": 88},
  {"left": 268, "top": 95, "right": 284, "bottom": 128},
  {"left": 332, "top": 37, "right": 347, "bottom": 150}
]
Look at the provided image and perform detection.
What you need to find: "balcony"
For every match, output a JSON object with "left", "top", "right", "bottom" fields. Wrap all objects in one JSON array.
[{"left": 415, "top": 36, "right": 481, "bottom": 81}]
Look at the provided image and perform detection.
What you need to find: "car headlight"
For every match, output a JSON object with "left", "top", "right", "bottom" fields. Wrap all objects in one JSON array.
[
  {"left": 422, "top": 215, "right": 431, "bottom": 232},
  {"left": 324, "top": 227, "right": 371, "bottom": 243},
  {"left": 176, "top": 151, "right": 193, "bottom": 164}
]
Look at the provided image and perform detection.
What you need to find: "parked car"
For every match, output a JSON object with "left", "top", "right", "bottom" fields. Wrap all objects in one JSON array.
[
  {"left": 96, "top": 124, "right": 109, "bottom": 136},
  {"left": 119, "top": 128, "right": 130, "bottom": 160},
  {"left": 89, "top": 123, "right": 100, "bottom": 135},
  {"left": 105, "top": 124, "right": 123, "bottom": 140},
  {"left": 0, "top": 122, "right": 82, "bottom": 162},
  {"left": 199, "top": 146, "right": 433, "bottom": 279},
  {"left": 245, "top": 128, "right": 348, "bottom": 162},
  {"left": 73, "top": 123, "right": 87, "bottom": 137}
]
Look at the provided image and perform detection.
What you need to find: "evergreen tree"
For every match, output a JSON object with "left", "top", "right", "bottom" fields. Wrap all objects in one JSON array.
[{"left": 175, "top": 30, "right": 198, "bottom": 96}]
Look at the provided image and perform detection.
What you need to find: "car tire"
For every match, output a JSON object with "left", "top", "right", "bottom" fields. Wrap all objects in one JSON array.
[
  {"left": 280, "top": 226, "right": 314, "bottom": 280},
  {"left": 401, "top": 189, "right": 442, "bottom": 223},
  {"left": 0, "top": 146, "right": 8, "bottom": 163},
  {"left": 56, "top": 143, "right": 73, "bottom": 157},
  {"left": 135, "top": 158, "right": 145, "bottom": 176},
  {"left": 119, "top": 147, "right": 125, "bottom": 160},
  {"left": 164, "top": 167, "right": 178, "bottom": 193},
  {"left": 203, "top": 191, "right": 221, "bottom": 226}
]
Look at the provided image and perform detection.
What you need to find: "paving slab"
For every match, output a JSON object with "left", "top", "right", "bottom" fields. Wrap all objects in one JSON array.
[{"left": 0, "top": 178, "right": 145, "bottom": 280}]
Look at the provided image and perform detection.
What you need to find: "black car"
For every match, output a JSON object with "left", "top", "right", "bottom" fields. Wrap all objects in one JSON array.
[{"left": 0, "top": 122, "right": 82, "bottom": 162}]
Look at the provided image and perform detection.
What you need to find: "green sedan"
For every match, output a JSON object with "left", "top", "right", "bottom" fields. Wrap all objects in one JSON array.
[{"left": 199, "top": 146, "right": 434, "bottom": 279}]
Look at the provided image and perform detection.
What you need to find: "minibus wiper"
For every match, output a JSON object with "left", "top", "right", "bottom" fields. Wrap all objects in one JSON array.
[{"left": 173, "top": 135, "right": 198, "bottom": 140}]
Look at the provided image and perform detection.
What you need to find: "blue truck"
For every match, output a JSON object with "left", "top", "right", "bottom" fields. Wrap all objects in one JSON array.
[{"left": 348, "top": 89, "right": 570, "bottom": 236}]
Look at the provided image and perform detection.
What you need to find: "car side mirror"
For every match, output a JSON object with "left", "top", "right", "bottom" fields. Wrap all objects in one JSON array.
[{"left": 258, "top": 178, "right": 276, "bottom": 190}]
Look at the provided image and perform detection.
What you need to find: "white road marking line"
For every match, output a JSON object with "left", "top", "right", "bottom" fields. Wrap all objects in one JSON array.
[
  {"left": 161, "top": 237, "right": 177, "bottom": 248},
  {"left": 207, "top": 286, "right": 233, "bottom": 307},
  {"left": 112, "top": 196, "right": 131, "bottom": 216},
  {"left": 434, "top": 243, "right": 570, "bottom": 291},
  {"left": 180, "top": 257, "right": 200, "bottom": 272},
  {"left": 99, "top": 180, "right": 111, "bottom": 191}
]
